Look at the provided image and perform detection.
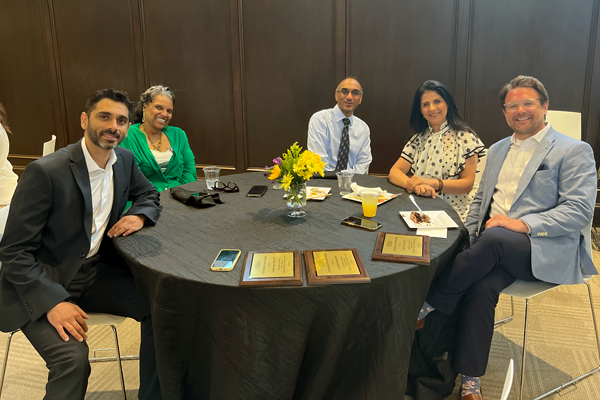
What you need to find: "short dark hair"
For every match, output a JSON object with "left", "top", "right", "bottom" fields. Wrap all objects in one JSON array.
[
  {"left": 336, "top": 76, "right": 363, "bottom": 95},
  {"left": 85, "top": 89, "right": 133, "bottom": 119},
  {"left": 132, "top": 85, "right": 176, "bottom": 124},
  {"left": 409, "top": 80, "right": 474, "bottom": 135},
  {"left": 499, "top": 75, "right": 549, "bottom": 108}
]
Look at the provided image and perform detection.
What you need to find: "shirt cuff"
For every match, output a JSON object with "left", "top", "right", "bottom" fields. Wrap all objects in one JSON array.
[{"left": 521, "top": 219, "right": 532, "bottom": 235}]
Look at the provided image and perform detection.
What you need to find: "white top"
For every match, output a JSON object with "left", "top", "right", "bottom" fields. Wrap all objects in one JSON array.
[
  {"left": 151, "top": 148, "right": 173, "bottom": 173},
  {"left": 307, "top": 105, "right": 372, "bottom": 174},
  {"left": 490, "top": 123, "right": 551, "bottom": 219},
  {"left": 0, "top": 125, "right": 18, "bottom": 206},
  {"left": 401, "top": 121, "right": 485, "bottom": 222},
  {"left": 81, "top": 140, "right": 116, "bottom": 258}
]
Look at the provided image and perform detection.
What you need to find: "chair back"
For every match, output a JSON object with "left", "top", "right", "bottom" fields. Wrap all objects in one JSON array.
[
  {"left": 43, "top": 135, "right": 56, "bottom": 156},
  {"left": 545, "top": 110, "right": 581, "bottom": 140},
  {"left": 500, "top": 359, "right": 514, "bottom": 400},
  {"left": 0, "top": 206, "right": 9, "bottom": 236}
]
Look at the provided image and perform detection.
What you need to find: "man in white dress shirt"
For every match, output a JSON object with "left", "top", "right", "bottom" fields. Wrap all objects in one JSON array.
[
  {"left": 0, "top": 89, "right": 162, "bottom": 399},
  {"left": 307, "top": 77, "right": 372, "bottom": 175}
]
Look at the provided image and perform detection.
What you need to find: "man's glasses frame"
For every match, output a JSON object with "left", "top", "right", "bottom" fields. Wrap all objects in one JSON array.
[
  {"left": 214, "top": 181, "right": 239, "bottom": 193},
  {"left": 503, "top": 98, "right": 541, "bottom": 113},
  {"left": 336, "top": 88, "right": 363, "bottom": 97}
]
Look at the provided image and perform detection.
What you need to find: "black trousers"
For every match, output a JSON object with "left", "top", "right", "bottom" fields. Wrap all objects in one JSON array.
[
  {"left": 20, "top": 254, "right": 162, "bottom": 400},
  {"left": 426, "top": 227, "right": 538, "bottom": 377}
]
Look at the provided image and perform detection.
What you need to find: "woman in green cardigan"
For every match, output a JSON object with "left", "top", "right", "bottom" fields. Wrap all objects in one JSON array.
[{"left": 121, "top": 85, "right": 197, "bottom": 191}]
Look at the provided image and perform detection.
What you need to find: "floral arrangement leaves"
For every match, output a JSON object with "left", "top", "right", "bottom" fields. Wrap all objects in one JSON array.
[{"left": 265, "top": 142, "right": 325, "bottom": 190}]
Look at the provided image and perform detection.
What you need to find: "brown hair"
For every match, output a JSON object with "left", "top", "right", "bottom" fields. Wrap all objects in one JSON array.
[
  {"left": 499, "top": 75, "right": 549, "bottom": 108},
  {"left": 0, "top": 102, "right": 12, "bottom": 135}
]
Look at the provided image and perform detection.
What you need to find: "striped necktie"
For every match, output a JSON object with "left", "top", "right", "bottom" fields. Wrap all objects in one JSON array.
[{"left": 335, "top": 118, "right": 351, "bottom": 171}]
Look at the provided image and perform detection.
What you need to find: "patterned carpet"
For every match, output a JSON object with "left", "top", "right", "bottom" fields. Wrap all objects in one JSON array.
[{"left": 2, "top": 254, "right": 600, "bottom": 399}]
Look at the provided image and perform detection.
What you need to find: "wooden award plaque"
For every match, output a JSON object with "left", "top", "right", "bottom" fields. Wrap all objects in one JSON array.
[
  {"left": 303, "top": 248, "right": 370, "bottom": 286},
  {"left": 372, "top": 232, "right": 430, "bottom": 265},
  {"left": 239, "top": 250, "right": 303, "bottom": 287}
]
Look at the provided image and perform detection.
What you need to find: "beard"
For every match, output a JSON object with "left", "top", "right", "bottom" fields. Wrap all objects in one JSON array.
[{"left": 86, "top": 127, "right": 123, "bottom": 150}]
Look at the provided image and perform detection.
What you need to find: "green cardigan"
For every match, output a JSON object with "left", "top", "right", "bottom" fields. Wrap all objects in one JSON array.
[{"left": 120, "top": 123, "right": 197, "bottom": 191}]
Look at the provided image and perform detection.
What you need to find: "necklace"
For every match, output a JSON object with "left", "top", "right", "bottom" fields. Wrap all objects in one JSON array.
[
  {"left": 147, "top": 133, "right": 162, "bottom": 151},
  {"left": 142, "top": 125, "right": 163, "bottom": 151}
]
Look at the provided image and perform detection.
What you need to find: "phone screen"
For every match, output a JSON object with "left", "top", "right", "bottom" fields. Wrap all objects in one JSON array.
[
  {"left": 211, "top": 250, "right": 241, "bottom": 271},
  {"left": 342, "top": 216, "right": 382, "bottom": 230},
  {"left": 247, "top": 185, "right": 268, "bottom": 197}
]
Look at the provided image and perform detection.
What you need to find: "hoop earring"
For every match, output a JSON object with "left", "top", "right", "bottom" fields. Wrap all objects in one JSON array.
[{"left": 142, "top": 112, "right": 146, "bottom": 123}]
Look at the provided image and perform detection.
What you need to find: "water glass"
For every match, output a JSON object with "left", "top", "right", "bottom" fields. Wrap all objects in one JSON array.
[
  {"left": 336, "top": 171, "right": 354, "bottom": 196},
  {"left": 202, "top": 166, "right": 221, "bottom": 190}
]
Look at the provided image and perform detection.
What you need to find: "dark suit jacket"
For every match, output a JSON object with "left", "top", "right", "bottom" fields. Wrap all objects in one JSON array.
[{"left": 0, "top": 140, "right": 161, "bottom": 332}]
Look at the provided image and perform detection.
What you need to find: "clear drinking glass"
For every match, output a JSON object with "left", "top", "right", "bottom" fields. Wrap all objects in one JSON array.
[
  {"left": 202, "top": 166, "right": 221, "bottom": 190},
  {"left": 336, "top": 171, "right": 354, "bottom": 196}
]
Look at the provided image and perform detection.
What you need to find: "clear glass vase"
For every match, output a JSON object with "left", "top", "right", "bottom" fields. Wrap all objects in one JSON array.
[{"left": 286, "top": 182, "right": 307, "bottom": 218}]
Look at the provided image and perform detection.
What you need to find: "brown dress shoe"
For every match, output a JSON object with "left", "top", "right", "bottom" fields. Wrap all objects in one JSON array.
[{"left": 460, "top": 392, "right": 482, "bottom": 400}]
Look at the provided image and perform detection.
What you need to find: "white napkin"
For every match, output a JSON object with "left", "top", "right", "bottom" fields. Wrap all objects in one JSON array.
[
  {"left": 350, "top": 182, "right": 385, "bottom": 195},
  {"left": 417, "top": 228, "right": 448, "bottom": 238}
]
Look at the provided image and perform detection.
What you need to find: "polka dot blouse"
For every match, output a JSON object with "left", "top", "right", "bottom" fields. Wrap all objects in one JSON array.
[{"left": 401, "top": 121, "right": 485, "bottom": 222}]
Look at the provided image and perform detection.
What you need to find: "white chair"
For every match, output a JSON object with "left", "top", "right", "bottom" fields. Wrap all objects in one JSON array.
[
  {"left": 545, "top": 110, "right": 581, "bottom": 140},
  {"left": 0, "top": 206, "right": 8, "bottom": 236},
  {"left": 42, "top": 135, "right": 56, "bottom": 156},
  {"left": 500, "top": 359, "right": 514, "bottom": 400},
  {"left": 0, "top": 313, "right": 137, "bottom": 399},
  {"left": 494, "top": 223, "right": 600, "bottom": 399}
]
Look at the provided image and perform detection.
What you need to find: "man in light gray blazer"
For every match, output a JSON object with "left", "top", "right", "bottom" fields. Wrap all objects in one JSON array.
[{"left": 418, "top": 76, "right": 597, "bottom": 400}]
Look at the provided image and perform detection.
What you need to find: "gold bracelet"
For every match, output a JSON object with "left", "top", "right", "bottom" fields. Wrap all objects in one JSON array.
[{"left": 437, "top": 178, "right": 444, "bottom": 192}]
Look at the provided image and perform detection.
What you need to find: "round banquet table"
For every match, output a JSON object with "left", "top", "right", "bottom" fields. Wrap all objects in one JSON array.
[{"left": 114, "top": 172, "right": 468, "bottom": 400}]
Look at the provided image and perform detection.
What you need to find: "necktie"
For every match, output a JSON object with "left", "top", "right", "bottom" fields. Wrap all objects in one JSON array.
[{"left": 335, "top": 118, "right": 351, "bottom": 171}]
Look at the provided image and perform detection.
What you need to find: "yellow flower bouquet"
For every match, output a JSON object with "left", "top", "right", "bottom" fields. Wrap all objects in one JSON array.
[{"left": 265, "top": 142, "right": 325, "bottom": 217}]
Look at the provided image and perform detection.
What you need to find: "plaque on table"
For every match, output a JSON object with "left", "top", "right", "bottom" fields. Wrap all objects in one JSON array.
[
  {"left": 239, "top": 250, "right": 303, "bottom": 287},
  {"left": 303, "top": 249, "right": 370, "bottom": 285},
  {"left": 372, "top": 232, "right": 430, "bottom": 265}
]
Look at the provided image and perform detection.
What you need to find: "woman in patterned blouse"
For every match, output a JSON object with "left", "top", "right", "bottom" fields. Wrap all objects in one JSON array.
[{"left": 388, "top": 80, "right": 485, "bottom": 221}]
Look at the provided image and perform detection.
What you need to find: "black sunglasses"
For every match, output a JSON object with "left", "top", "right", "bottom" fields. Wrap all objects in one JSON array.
[{"left": 214, "top": 181, "right": 239, "bottom": 193}]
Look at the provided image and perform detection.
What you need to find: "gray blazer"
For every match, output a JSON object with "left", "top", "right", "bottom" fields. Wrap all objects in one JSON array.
[
  {"left": 465, "top": 127, "right": 597, "bottom": 285},
  {"left": 0, "top": 140, "right": 161, "bottom": 332}
]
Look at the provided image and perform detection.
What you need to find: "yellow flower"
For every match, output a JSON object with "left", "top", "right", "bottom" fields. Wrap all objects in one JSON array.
[
  {"left": 281, "top": 174, "right": 293, "bottom": 190},
  {"left": 268, "top": 165, "right": 280, "bottom": 180}
]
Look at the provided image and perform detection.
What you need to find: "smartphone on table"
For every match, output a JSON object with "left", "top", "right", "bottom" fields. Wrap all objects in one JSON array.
[
  {"left": 210, "top": 249, "right": 242, "bottom": 271},
  {"left": 246, "top": 185, "right": 268, "bottom": 197},
  {"left": 341, "top": 216, "right": 382, "bottom": 231}
]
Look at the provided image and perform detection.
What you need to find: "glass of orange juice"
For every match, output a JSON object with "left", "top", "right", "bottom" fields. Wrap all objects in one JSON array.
[{"left": 360, "top": 189, "right": 380, "bottom": 218}]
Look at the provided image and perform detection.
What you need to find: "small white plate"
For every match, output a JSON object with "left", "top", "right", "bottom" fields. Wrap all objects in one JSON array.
[
  {"left": 342, "top": 192, "right": 398, "bottom": 205},
  {"left": 399, "top": 210, "right": 459, "bottom": 229},
  {"left": 306, "top": 186, "right": 331, "bottom": 201}
]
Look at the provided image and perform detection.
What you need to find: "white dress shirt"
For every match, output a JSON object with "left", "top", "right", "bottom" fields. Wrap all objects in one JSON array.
[
  {"left": 0, "top": 125, "right": 18, "bottom": 206},
  {"left": 307, "top": 105, "right": 372, "bottom": 174},
  {"left": 81, "top": 140, "right": 116, "bottom": 258},
  {"left": 490, "top": 123, "right": 551, "bottom": 219}
]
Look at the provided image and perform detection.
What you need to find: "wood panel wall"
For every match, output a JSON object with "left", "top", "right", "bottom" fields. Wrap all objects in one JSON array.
[{"left": 2, "top": 0, "right": 600, "bottom": 177}]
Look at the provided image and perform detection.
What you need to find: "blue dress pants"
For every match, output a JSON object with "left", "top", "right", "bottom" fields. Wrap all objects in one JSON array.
[{"left": 426, "top": 227, "right": 538, "bottom": 377}]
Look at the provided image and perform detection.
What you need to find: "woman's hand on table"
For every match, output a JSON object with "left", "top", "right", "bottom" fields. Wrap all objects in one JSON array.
[
  {"left": 412, "top": 184, "right": 437, "bottom": 198},
  {"left": 406, "top": 176, "right": 436, "bottom": 193}
]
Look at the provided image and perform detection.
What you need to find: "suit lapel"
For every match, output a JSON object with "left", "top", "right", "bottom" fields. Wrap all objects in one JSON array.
[
  {"left": 511, "top": 129, "right": 556, "bottom": 206},
  {"left": 69, "top": 140, "right": 93, "bottom": 244}
]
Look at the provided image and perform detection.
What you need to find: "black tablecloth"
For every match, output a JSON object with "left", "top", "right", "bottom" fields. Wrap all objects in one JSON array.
[{"left": 115, "top": 172, "right": 467, "bottom": 400}]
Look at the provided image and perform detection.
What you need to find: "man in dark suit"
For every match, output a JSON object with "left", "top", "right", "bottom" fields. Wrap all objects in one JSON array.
[{"left": 0, "top": 89, "right": 162, "bottom": 399}]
